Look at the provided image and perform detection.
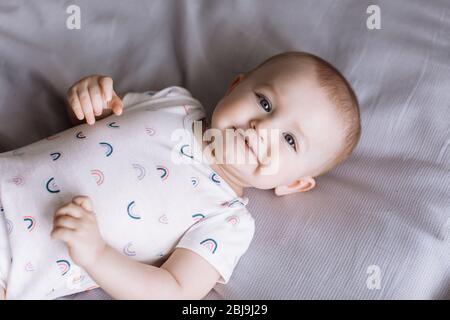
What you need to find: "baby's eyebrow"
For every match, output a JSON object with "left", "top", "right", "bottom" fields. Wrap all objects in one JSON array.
[{"left": 259, "top": 82, "right": 278, "bottom": 99}]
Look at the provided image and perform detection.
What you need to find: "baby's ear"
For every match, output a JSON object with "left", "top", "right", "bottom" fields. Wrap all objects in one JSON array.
[{"left": 274, "top": 177, "right": 316, "bottom": 196}]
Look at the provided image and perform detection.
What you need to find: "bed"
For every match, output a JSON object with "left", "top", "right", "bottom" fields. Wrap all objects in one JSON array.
[{"left": 0, "top": 0, "right": 448, "bottom": 299}]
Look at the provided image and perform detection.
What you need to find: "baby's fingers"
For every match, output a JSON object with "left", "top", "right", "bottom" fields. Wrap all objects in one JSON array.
[
  {"left": 78, "top": 88, "right": 96, "bottom": 125},
  {"left": 72, "top": 195, "right": 94, "bottom": 213},
  {"left": 109, "top": 91, "right": 123, "bottom": 116},
  {"left": 53, "top": 215, "right": 80, "bottom": 231},
  {"left": 54, "top": 203, "right": 84, "bottom": 219},
  {"left": 67, "top": 90, "right": 84, "bottom": 121},
  {"left": 50, "top": 227, "right": 76, "bottom": 242},
  {"left": 99, "top": 76, "right": 113, "bottom": 102},
  {"left": 88, "top": 84, "right": 105, "bottom": 117}
]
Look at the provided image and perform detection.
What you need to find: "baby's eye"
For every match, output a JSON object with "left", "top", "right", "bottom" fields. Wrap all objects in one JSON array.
[
  {"left": 283, "top": 133, "right": 297, "bottom": 151},
  {"left": 256, "top": 93, "right": 272, "bottom": 112}
]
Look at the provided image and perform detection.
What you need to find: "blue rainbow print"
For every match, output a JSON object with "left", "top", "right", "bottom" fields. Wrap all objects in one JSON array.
[
  {"left": 180, "top": 144, "right": 194, "bottom": 159},
  {"left": 56, "top": 259, "right": 71, "bottom": 276},
  {"left": 190, "top": 177, "right": 199, "bottom": 187},
  {"left": 132, "top": 163, "right": 146, "bottom": 180},
  {"left": 23, "top": 216, "right": 36, "bottom": 231},
  {"left": 127, "top": 201, "right": 141, "bottom": 220},
  {"left": 76, "top": 131, "right": 86, "bottom": 139},
  {"left": 200, "top": 238, "right": 218, "bottom": 254},
  {"left": 99, "top": 142, "right": 113, "bottom": 157},
  {"left": 123, "top": 242, "right": 136, "bottom": 256},
  {"left": 156, "top": 165, "right": 169, "bottom": 180},
  {"left": 50, "top": 152, "right": 61, "bottom": 161},
  {"left": 227, "top": 199, "right": 245, "bottom": 208},
  {"left": 107, "top": 121, "right": 120, "bottom": 128},
  {"left": 209, "top": 172, "right": 221, "bottom": 185},
  {"left": 192, "top": 213, "right": 205, "bottom": 222},
  {"left": 46, "top": 177, "right": 60, "bottom": 193}
]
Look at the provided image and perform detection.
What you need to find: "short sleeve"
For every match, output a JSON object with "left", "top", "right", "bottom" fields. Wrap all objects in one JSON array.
[{"left": 175, "top": 207, "right": 255, "bottom": 284}]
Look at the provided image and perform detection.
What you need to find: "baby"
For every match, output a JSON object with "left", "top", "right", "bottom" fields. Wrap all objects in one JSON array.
[{"left": 0, "top": 51, "right": 361, "bottom": 300}]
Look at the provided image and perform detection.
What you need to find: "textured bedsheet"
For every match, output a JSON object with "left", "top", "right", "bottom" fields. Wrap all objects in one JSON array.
[{"left": 0, "top": 0, "right": 448, "bottom": 299}]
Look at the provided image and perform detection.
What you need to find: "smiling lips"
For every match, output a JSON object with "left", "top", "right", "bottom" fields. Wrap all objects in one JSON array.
[{"left": 233, "top": 126, "right": 258, "bottom": 163}]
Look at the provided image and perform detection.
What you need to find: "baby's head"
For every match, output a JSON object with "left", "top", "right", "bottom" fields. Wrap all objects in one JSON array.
[{"left": 210, "top": 51, "right": 361, "bottom": 196}]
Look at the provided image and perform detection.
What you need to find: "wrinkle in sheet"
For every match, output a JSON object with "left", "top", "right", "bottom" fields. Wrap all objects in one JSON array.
[{"left": 390, "top": 8, "right": 447, "bottom": 137}]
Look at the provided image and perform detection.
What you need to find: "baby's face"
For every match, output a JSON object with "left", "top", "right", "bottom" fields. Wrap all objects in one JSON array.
[{"left": 210, "top": 60, "right": 345, "bottom": 193}]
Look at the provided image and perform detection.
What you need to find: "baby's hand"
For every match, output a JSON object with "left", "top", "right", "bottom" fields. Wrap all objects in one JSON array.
[
  {"left": 51, "top": 195, "right": 106, "bottom": 269},
  {"left": 66, "top": 75, "right": 123, "bottom": 125}
]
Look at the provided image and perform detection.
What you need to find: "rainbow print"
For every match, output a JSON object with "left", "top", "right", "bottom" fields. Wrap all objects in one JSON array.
[
  {"left": 107, "top": 121, "right": 120, "bottom": 128},
  {"left": 24, "top": 262, "right": 35, "bottom": 272},
  {"left": 180, "top": 144, "right": 194, "bottom": 159},
  {"left": 45, "top": 177, "right": 60, "bottom": 193},
  {"left": 127, "top": 201, "right": 141, "bottom": 220},
  {"left": 10, "top": 175, "right": 24, "bottom": 186},
  {"left": 227, "top": 199, "right": 245, "bottom": 208},
  {"left": 226, "top": 215, "right": 240, "bottom": 226},
  {"left": 99, "top": 142, "right": 113, "bottom": 157},
  {"left": 56, "top": 259, "right": 71, "bottom": 276},
  {"left": 132, "top": 163, "right": 146, "bottom": 180},
  {"left": 50, "top": 152, "right": 61, "bottom": 161},
  {"left": 190, "top": 177, "right": 199, "bottom": 187},
  {"left": 90, "top": 169, "right": 105, "bottom": 185},
  {"left": 76, "top": 131, "right": 86, "bottom": 139},
  {"left": 145, "top": 127, "right": 155, "bottom": 136},
  {"left": 6, "top": 219, "right": 13, "bottom": 235},
  {"left": 209, "top": 172, "right": 221, "bottom": 185},
  {"left": 158, "top": 214, "right": 169, "bottom": 224},
  {"left": 23, "top": 216, "right": 36, "bottom": 231},
  {"left": 123, "top": 242, "right": 136, "bottom": 256},
  {"left": 200, "top": 238, "right": 218, "bottom": 254},
  {"left": 192, "top": 213, "right": 206, "bottom": 222},
  {"left": 156, "top": 165, "right": 169, "bottom": 180}
]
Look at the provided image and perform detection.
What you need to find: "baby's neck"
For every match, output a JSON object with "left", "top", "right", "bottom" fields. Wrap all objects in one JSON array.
[{"left": 193, "top": 118, "right": 244, "bottom": 198}]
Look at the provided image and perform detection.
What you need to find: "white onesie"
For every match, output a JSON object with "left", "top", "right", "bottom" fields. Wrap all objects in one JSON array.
[{"left": 0, "top": 86, "right": 255, "bottom": 299}]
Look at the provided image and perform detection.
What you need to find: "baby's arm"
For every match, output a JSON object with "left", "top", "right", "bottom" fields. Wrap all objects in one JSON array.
[
  {"left": 84, "top": 245, "right": 220, "bottom": 300},
  {"left": 65, "top": 75, "right": 123, "bottom": 126},
  {"left": 51, "top": 196, "right": 221, "bottom": 300}
]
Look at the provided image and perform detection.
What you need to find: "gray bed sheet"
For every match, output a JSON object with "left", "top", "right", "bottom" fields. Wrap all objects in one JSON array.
[{"left": 0, "top": 0, "right": 448, "bottom": 300}]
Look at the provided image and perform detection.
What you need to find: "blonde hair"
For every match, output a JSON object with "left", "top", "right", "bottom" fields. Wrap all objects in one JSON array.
[{"left": 247, "top": 51, "right": 361, "bottom": 177}]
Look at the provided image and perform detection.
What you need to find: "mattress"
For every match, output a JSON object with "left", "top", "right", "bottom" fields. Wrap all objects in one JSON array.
[{"left": 0, "top": 0, "right": 448, "bottom": 299}]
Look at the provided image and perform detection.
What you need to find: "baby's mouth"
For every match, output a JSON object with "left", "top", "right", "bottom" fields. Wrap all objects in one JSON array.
[{"left": 233, "top": 126, "right": 258, "bottom": 163}]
